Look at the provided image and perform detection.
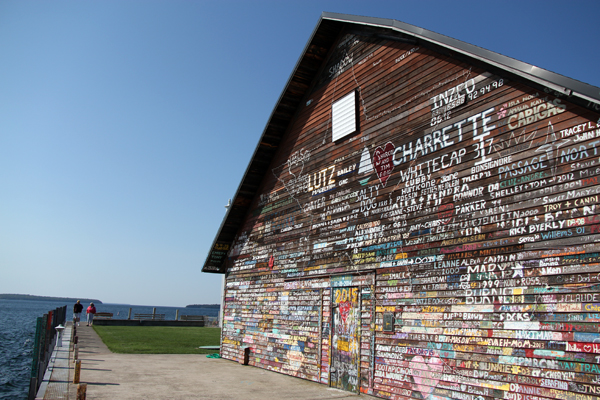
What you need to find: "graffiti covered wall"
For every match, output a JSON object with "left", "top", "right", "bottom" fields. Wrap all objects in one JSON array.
[{"left": 219, "top": 26, "right": 600, "bottom": 400}]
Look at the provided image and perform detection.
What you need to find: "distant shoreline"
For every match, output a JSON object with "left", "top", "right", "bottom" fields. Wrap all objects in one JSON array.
[
  {"left": 0, "top": 293, "right": 103, "bottom": 304},
  {"left": 185, "top": 304, "right": 220, "bottom": 309},
  {"left": 0, "top": 294, "right": 223, "bottom": 309}
]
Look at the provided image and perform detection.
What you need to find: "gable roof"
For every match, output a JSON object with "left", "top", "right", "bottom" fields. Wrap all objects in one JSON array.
[{"left": 202, "top": 12, "right": 600, "bottom": 274}]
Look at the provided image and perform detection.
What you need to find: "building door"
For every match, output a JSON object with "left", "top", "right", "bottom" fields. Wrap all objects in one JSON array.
[{"left": 330, "top": 286, "right": 360, "bottom": 392}]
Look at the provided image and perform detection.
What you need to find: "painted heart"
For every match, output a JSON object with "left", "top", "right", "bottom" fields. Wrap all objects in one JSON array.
[
  {"left": 409, "top": 355, "right": 443, "bottom": 398},
  {"left": 339, "top": 301, "right": 352, "bottom": 324},
  {"left": 437, "top": 203, "right": 454, "bottom": 225},
  {"left": 584, "top": 345, "right": 592, "bottom": 352},
  {"left": 373, "top": 142, "right": 395, "bottom": 187},
  {"left": 286, "top": 148, "right": 310, "bottom": 178}
]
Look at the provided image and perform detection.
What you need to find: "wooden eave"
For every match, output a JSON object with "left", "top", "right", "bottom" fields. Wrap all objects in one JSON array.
[
  {"left": 202, "top": 12, "right": 600, "bottom": 274},
  {"left": 201, "top": 16, "right": 342, "bottom": 273}
]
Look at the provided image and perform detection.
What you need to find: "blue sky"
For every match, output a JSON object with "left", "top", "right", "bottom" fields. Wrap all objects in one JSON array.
[{"left": 1, "top": 1, "right": 599, "bottom": 307}]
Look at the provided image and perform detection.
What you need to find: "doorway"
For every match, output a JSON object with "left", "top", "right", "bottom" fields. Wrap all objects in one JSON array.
[{"left": 330, "top": 286, "right": 360, "bottom": 392}]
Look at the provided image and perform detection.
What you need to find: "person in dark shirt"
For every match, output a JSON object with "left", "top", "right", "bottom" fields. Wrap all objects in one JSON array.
[{"left": 73, "top": 300, "right": 83, "bottom": 326}]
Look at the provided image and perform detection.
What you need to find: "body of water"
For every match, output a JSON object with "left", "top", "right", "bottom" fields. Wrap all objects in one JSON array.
[{"left": 0, "top": 298, "right": 220, "bottom": 400}]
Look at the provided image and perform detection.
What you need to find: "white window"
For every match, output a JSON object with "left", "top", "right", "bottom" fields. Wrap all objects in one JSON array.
[{"left": 332, "top": 90, "right": 358, "bottom": 142}]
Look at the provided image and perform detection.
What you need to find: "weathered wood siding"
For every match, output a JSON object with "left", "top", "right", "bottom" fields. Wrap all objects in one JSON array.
[{"left": 221, "top": 28, "right": 600, "bottom": 400}]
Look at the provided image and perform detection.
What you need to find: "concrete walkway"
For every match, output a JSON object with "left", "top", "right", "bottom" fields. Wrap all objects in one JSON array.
[{"left": 69, "top": 325, "right": 377, "bottom": 400}]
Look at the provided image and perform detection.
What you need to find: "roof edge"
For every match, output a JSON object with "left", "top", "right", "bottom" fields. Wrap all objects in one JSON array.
[
  {"left": 321, "top": 12, "right": 600, "bottom": 105},
  {"left": 201, "top": 13, "right": 337, "bottom": 274}
]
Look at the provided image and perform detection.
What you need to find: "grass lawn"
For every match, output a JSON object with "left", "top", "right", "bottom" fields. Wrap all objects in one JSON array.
[{"left": 93, "top": 326, "right": 221, "bottom": 354}]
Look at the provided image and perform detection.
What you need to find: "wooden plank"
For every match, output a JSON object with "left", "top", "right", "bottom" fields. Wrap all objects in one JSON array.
[
  {"left": 179, "top": 315, "right": 205, "bottom": 321},
  {"left": 133, "top": 314, "right": 165, "bottom": 320}
]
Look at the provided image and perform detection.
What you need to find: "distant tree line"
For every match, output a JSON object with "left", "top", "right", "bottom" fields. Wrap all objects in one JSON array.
[
  {"left": 0, "top": 293, "right": 102, "bottom": 304},
  {"left": 185, "top": 304, "right": 220, "bottom": 308}
]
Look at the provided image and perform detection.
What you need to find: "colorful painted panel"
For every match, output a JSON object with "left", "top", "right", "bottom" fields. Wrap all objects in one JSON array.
[
  {"left": 320, "top": 288, "right": 331, "bottom": 384},
  {"left": 221, "top": 284, "right": 322, "bottom": 381},
  {"left": 331, "top": 287, "right": 360, "bottom": 392}
]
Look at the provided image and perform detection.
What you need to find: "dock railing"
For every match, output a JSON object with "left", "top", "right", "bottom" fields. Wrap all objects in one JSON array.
[{"left": 28, "top": 305, "right": 67, "bottom": 400}]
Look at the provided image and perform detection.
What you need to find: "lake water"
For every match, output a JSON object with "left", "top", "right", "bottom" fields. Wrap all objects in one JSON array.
[{"left": 0, "top": 299, "right": 220, "bottom": 400}]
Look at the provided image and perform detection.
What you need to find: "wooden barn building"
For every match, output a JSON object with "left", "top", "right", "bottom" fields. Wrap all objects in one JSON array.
[{"left": 202, "top": 12, "right": 600, "bottom": 400}]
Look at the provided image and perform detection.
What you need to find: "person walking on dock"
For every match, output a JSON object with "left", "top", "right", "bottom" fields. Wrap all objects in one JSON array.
[
  {"left": 86, "top": 302, "right": 96, "bottom": 326},
  {"left": 73, "top": 300, "right": 83, "bottom": 326}
]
